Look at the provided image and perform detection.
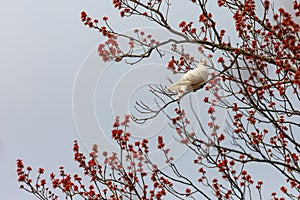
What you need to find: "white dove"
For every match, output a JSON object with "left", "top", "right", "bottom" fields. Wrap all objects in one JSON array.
[{"left": 168, "top": 59, "right": 208, "bottom": 99}]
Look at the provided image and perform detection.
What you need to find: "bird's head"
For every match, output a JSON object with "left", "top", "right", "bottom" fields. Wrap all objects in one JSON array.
[
  {"left": 199, "top": 59, "right": 207, "bottom": 65},
  {"left": 198, "top": 59, "right": 207, "bottom": 68}
]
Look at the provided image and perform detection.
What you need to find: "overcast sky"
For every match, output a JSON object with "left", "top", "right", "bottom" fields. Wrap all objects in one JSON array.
[
  {"left": 0, "top": 1, "right": 298, "bottom": 199},
  {"left": 0, "top": 0, "right": 114, "bottom": 198},
  {"left": 0, "top": 0, "right": 195, "bottom": 199}
]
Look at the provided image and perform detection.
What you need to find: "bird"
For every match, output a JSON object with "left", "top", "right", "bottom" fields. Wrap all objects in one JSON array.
[{"left": 168, "top": 59, "right": 208, "bottom": 99}]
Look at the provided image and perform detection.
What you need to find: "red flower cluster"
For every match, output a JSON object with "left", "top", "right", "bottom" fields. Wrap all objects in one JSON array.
[
  {"left": 179, "top": 21, "right": 197, "bottom": 34},
  {"left": 80, "top": 11, "right": 98, "bottom": 28}
]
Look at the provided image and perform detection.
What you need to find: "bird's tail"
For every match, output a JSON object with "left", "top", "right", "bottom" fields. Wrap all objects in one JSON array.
[{"left": 167, "top": 83, "right": 182, "bottom": 92}]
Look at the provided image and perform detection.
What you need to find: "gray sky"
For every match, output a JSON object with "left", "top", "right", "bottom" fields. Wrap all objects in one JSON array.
[
  {"left": 0, "top": 1, "right": 211, "bottom": 198},
  {"left": 0, "top": 0, "right": 297, "bottom": 199},
  {"left": 0, "top": 0, "right": 113, "bottom": 198}
]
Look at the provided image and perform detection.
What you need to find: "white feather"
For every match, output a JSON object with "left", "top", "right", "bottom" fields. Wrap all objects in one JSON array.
[{"left": 168, "top": 60, "right": 208, "bottom": 98}]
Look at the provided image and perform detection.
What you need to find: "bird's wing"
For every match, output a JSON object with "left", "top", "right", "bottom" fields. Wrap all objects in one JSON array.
[
  {"left": 181, "top": 68, "right": 201, "bottom": 83},
  {"left": 191, "top": 81, "right": 205, "bottom": 91}
]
